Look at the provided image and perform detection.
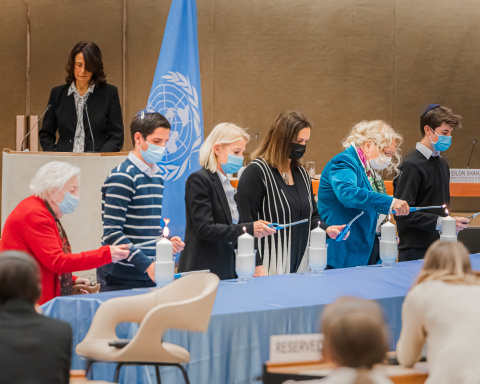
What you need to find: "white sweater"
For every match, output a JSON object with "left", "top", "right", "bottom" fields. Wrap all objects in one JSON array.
[{"left": 397, "top": 280, "right": 480, "bottom": 383}]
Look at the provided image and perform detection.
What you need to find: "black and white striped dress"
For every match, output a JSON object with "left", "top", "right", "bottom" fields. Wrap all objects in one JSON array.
[{"left": 237, "top": 158, "right": 327, "bottom": 275}]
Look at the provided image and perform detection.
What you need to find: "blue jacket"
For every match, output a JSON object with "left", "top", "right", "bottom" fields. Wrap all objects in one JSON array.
[{"left": 317, "top": 145, "right": 393, "bottom": 268}]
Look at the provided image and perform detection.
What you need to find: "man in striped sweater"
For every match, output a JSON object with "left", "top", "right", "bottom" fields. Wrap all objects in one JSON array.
[{"left": 97, "top": 109, "right": 184, "bottom": 291}]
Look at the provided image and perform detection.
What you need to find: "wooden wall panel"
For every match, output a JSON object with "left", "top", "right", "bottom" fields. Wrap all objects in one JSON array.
[
  {"left": 0, "top": 0, "right": 28, "bottom": 151},
  {"left": 213, "top": 0, "right": 395, "bottom": 167},
  {"left": 1, "top": 0, "right": 480, "bottom": 220},
  {"left": 394, "top": 0, "right": 480, "bottom": 169}
]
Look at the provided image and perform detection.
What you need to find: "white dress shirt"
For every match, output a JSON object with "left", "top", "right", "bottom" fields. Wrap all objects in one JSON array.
[
  {"left": 128, "top": 152, "right": 161, "bottom": 177},
  {"left": 217, "top": 171, "right": 239, "bottom": 224},
  {"left": 68, "top": 82, "right": 94, "bottom": 153}
]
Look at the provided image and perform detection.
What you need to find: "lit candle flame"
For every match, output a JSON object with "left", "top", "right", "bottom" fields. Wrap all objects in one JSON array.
[
  {"left": 163, "top": 226, "right": 170, "bottom": 238},
  {"left": 163, "top": 218, "right": 170, "bottom": 238},
  {"left": 318, "top": 221, "right": 321, "bottom": 228},
  {"left": 243, "top": 226, "right": 247, "bottom": 233},
  {"left": 445, "top": 208, "right": 449, "bottom": 216}
]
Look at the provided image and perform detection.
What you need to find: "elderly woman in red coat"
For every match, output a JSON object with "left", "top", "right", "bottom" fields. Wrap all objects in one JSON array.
[{"left": 1, "top": 161, "right": 130, "bottom": 304}]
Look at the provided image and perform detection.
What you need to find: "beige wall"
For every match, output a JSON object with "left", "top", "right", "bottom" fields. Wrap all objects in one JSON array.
[{"left": 1, "top": 0, "right": 479, "bottom": 211}]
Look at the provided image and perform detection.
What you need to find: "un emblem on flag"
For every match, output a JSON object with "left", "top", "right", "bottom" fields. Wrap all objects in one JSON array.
[{"left": 148, "top": 71, "right": 202, "bottom": 181}]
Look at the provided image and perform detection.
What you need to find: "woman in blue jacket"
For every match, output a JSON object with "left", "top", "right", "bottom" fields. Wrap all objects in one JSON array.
[{"left": 317, "top": 120, "right": 409, "bottom": 268}]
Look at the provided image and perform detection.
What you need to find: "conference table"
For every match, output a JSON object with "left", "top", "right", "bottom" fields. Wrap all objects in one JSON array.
[{"left": 42, "top": 255, "right": 480, "bottom": 384}]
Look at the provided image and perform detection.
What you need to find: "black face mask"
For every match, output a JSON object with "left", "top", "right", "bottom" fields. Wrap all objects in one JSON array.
[{"left": 289, "top": 143, "right": 306, "bottom": 160}]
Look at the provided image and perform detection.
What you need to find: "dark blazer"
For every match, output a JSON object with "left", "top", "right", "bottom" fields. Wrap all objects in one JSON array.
[
  {"left": 178, "top": 168, "right": 254, "bottom": 280},
  {"left": 0, "top": 299, "right": 72, "bottom": 384},
  {"left": 39, "top": 83, "right": 124, "bottom": 152}
]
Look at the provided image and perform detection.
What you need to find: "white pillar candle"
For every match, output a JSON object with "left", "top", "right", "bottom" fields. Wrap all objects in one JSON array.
[
  {"left": 156, "top": 238, "right": 173, "bottom": 262},
  {"left": 310, "top": 226, "right": 326, "bottom": 249},
  {"left": 238, "top": 227, "right": 254, "bottom": 256},
  {"left": 441, "top": 216, "right": 456, "bottom": 237},
  {"left": 381, "top": 221, "right": 396, "bottom": 242}
]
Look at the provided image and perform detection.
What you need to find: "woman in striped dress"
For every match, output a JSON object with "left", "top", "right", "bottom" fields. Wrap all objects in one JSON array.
[{"left": 237, "top": 111, "right": 346, "bottom": 276}]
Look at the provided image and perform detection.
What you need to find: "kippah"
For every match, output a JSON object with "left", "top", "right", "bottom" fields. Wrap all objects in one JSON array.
[
  {"left": 421, "top": 104, "right": 440, "bottom": 118},
  {"left": 135, "top": 108, "right": 157, "bottom": 120}
]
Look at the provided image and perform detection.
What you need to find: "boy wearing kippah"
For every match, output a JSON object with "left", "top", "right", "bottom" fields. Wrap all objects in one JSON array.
[
  {"left": 98, "top": 109, "right": 184, "bottom": 291},
  {"left": 393, "top": 104, "right": 468, "bottom": 261}
]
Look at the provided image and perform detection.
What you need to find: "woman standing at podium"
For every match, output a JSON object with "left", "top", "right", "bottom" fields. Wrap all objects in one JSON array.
[{"left": 39, "top": 41, "right": 124, "bottom": 152}]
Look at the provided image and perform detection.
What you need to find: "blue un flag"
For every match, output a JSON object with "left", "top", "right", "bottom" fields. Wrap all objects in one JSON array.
[{"left": 147, "top": 0, "right": 203, "bottom": 241}]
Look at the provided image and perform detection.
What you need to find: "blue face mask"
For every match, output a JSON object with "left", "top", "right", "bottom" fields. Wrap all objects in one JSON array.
[
  {"left": 221, "top": 154, "right": 244, "bottom": 174},
  {"left": 430, "top": 132, "right": 452, "bottom": 152},
  {"left": 141, "top": 141, "right": 166, "bottom": 164},
  {"left": 58, "top": 192, "right": 79, "bottom": 215}
]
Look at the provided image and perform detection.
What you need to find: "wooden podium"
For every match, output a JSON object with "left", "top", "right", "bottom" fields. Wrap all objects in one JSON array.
[{"left": 1, "top": 150, "right": 127, "bottom": 254}]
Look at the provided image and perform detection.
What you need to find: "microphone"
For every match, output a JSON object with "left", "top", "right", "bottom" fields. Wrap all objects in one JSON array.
[
  {"left": 21, "top": 104, "right": 51, "bottom": 151},
  {"left": 84, "top": 104, "right": 95, "bottom": 152},
  {"left": 467, "top": 139, "right": 477, "bottom": 169}
]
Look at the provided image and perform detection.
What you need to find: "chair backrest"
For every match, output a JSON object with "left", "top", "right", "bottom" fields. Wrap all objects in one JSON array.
[
  {"left": 138, "top": 271, "right": 219, "bottom": 333},
  {"left": 117, "top": 273, "right": 220, "bottom": 361},
  {"left": 78, "top": 272, "right": 219, "bottom": 360}
]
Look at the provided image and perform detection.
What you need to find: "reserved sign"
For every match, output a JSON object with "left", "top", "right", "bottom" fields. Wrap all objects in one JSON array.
[
  {"left": 450, "top": 169, "right": 480, "bottom": 183},
  {"left": 269, "top": 333, "right": 324, "bottom": 363}
]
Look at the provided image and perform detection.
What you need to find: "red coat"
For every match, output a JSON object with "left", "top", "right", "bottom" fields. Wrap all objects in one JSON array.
[{"left": 1, "top": 195, "right": 111, "bottom": 304}]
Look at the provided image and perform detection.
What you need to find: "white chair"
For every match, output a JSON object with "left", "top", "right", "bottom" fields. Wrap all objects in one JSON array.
[{"left": 76, "top": 272, "right": 219, "bottom": 384}]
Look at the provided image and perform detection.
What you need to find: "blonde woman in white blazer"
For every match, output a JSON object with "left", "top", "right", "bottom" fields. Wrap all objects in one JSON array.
[{"left": 397, "top": 241, "right": 480, "bottom": 383}]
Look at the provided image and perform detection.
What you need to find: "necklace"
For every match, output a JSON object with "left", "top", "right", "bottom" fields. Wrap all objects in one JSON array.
[{"left": 282, "top": 172, "right": 290, "bottom": 183}]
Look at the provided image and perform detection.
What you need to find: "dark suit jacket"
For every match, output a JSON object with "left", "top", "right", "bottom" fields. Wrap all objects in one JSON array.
[
  {"left": 178, "top": 168, "right": 254, "bottom": 280},
  {"left": 0, "top": 299, "right": 72, "bottom": 384},
  {"left": 39, "top": 83, "right": 124, "bottom": 152}
]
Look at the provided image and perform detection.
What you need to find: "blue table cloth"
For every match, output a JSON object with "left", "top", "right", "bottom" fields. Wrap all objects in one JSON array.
[{"left": 41, "top": 255, "right": 480, "bottom": 384}]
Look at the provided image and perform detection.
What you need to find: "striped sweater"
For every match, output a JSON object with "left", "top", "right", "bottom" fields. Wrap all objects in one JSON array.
[{"left": 100, "top": 156, "right": 164, "bottom": 280}]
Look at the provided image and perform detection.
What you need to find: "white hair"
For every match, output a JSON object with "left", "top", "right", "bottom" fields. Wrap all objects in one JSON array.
[
  {"left": 342, "top": 120, "right": 403, "bottom": 176},
  {"left": 29, "top": 161, "right": 81, "bottom": 200},
  {"left": 199, "top": 122, "right": 250, "bottom": 173}
]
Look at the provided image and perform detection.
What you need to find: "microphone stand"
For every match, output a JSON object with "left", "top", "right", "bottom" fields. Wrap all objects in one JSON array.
[
  {"left": 467, "top": 139, "right": 477, "bottom": 169},
  {"left": 21, "top": 105, "right": 51, "bottom": 151}
]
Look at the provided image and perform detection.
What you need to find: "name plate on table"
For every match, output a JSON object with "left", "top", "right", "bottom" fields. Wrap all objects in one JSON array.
[
  {"left": 450, "top": 169, "right": 480, "bottom": 183},
  {"left": 269, "top": 333, "right": 324, "bottom": 363}
]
